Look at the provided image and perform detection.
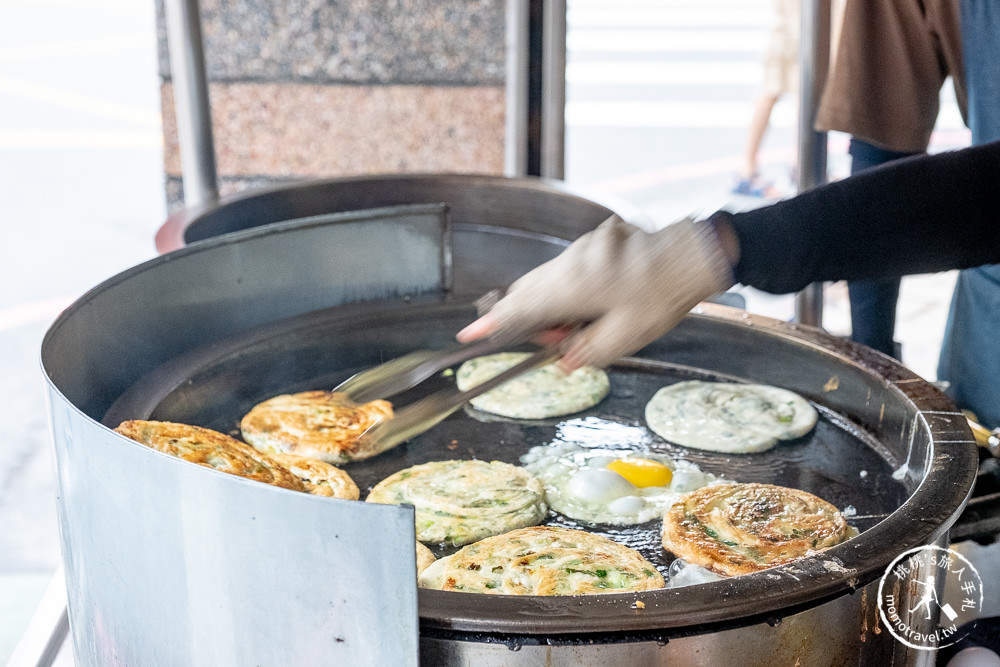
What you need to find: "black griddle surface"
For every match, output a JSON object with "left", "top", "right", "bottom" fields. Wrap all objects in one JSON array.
[{"left": 105, "top": 300, "right": 905, "bottom": 577}]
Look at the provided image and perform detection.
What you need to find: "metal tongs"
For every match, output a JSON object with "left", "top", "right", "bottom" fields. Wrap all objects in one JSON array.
[
  {"left": 969, "top": 418, "right": 1000, "bottom": 458},
  {"left": 334, "top": 334, "right": 559, "bottom": 454}
]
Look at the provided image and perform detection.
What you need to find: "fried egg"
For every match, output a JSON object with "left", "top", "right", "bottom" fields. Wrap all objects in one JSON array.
[{"left": 520, "top": 442, "right": 721, "bottom": 525}]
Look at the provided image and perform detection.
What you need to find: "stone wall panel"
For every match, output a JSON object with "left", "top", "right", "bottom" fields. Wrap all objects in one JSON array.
[
  {"left": 155, "top": 0, "right": 508, "bottom": 208},
  {"left": 161, "top": 82, "right": 504, "bottom": 177},
  {"left": 157, "top": 0, "right": 505, "bottom": 85}
]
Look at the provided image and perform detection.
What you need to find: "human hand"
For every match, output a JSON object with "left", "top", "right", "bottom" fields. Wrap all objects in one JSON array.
[{"left": 457, "top": 215, "right": 735, "bottom": 370}]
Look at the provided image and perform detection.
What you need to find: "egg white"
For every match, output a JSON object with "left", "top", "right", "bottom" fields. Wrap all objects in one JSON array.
[{"left": 519, "top": 443, "right": 720, "bottom": 525}]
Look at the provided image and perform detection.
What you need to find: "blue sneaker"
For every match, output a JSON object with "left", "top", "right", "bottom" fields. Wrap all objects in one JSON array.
[{"left": 732, "top": 176, "right": 781, "bottom": 198}]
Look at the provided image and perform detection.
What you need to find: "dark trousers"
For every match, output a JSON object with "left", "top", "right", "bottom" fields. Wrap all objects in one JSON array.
[{"left": 846, "top": 139, "right": 920, "bottom": 358}]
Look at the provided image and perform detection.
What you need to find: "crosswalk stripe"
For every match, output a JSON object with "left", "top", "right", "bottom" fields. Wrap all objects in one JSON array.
[
  {"left": 568, "top": 29, "right": 766, "bottom": 53},
  {"left": 0, "top": 75, "right": 161, "bottom": 127},
  {"left": 569, "top": 8, "right": 770, "bottom": 28},
  {"left": 568, "top": 61, "right": 763, "bottom": 86},
  {"left": 566, "top": 97, "right": 966, "bottom": 130},
  {"left": 566, "top": 100, "right": 797, "bottom": 128},
  {"left": 0, "top": 128, "right": 162, "bottom": 149},
  {"left": 570, "top": 0, "right": 771, "bottom": 8},
  {"left": 566, "top": 7, "right": 771, "bottom": 128},
  {"left": 564, "top": 5, "right": 965, "bottom": 133},
  {"left": 0, "top": 34, "right": 153, "bottom": 64}
]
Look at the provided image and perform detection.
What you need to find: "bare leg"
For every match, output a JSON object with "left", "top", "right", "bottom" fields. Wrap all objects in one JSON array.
[{"left": 742, "top": 93, "right": 780, "bottom": 179}]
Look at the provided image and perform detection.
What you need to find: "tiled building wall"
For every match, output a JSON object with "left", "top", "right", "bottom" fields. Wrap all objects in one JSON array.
[{"left": 155, "top": 0, "right": 507, "bottom": 209}]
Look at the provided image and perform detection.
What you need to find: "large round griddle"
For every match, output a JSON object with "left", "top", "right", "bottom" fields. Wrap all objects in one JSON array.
[{"left": 103, "top": 298, "right": 970, "bottom": 639}]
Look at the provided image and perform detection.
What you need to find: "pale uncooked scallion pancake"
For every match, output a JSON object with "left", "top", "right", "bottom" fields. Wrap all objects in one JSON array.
[
  {"left": 365, "top": 459, "right": 548, "bottom": 547},
  {"left": 418, "top": 525, "right": 664, "bottom": 595},
  {"left": 661, "top": 482, "right": 855, "bottom": 576},
  {"left": 645, "top": 381, "right": 818, "bottom": 453},
  {"left": 455, "top": 352, "right": 609, "bottom": 419}
]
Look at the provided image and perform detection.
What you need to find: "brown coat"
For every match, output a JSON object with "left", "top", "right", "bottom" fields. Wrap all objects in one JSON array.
[{"left": 815, "top": 0, "right": 967, "bottom": 153}]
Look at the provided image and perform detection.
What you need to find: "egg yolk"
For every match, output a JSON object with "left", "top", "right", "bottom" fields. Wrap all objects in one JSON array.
[{"left": 606, "top": 458, "right": 672, "bottom": 488}]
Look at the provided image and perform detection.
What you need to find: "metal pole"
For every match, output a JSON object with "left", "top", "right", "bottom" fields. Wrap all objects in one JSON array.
[
  {"left": 165, "top": 0, "right": 219, "bottom": 207},
  {"left": 794, "top": 0, "right": 831, "bottom": 327},
  {"left": 505, "top": 0, "right": 530, "bottom": 177},
  {"left": 540, "top": 0, "right": 566, "bottom": 179}
]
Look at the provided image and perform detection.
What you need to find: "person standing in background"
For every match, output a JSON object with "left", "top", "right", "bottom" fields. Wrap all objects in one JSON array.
[
  {"left": 818, "top": 7, "right": 1000, "bottom": 661},
  {"left": 935, "top": 0, "right": 1000, "bottom": 436},
  {"left": 815, "top": 0, "right": 998, "bottom": 432},
  {"left": 734, "top": 0, "right": 800, "bottom": 199},
  {"left": 814, "top": 0, "right": 967, "bottom": 359}
]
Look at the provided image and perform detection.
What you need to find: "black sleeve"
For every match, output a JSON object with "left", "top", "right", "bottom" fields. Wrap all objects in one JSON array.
[{"left": 719, "top": 140, "right": 1000, "bottom": 294}]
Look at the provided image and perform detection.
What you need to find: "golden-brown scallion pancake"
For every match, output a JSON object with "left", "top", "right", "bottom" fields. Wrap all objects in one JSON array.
[
  {"left": 418, "top": 525, "right": 664, "bottom": 595},
  {"left": 240, "top": 390, "right": 393, "bottom": 463},
  {"left": 269, "top": 453, "right": 360, "bottom": 500},
  {"left": 415, "top": 541, "right": 436, "bottom": 575},
  {"left": 114, "top": 419, "right": 305, "bottom": 491},
  {"left": 661, "top": 482, "right": 854, "bottom": 576}
]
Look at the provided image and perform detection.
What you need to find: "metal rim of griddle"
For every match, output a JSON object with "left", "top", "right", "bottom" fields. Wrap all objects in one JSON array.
[
  {"left": 154, "top": 172, "right": 649, "bottom": 253},
  {"left": 100, "top": 297, "right": 979, "bottom": 640}
]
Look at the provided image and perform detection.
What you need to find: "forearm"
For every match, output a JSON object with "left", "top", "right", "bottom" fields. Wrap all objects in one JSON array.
[{"left": 720, "top": 141, "right": 1000, "bottom": 294}]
